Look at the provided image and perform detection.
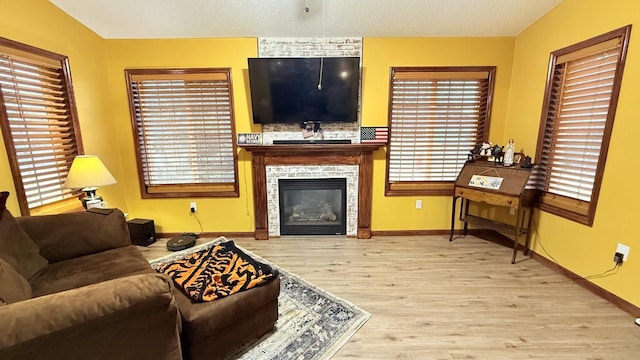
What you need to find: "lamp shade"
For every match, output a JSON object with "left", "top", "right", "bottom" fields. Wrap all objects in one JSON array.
[{"left": 64, "top": 155, "right": 117, "bottom": 189}]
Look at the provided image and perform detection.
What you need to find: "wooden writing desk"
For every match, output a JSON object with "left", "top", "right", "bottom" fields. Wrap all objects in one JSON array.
[{"left": 449, "top": 161, "right": 539, "bottom": 263}]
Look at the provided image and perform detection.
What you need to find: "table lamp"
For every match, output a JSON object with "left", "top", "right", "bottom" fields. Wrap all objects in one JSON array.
[{"left": 64, "top": 155, "right": 117, "bottom": 209}]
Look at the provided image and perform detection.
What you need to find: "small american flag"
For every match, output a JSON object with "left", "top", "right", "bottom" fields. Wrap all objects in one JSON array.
[{"left": 360, "top": 127, "right": 389, "bottom": 144}]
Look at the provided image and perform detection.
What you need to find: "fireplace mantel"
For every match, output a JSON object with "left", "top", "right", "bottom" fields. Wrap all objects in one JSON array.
[{"left": 241, "top": 144, "right": 383, "bottom": 239}]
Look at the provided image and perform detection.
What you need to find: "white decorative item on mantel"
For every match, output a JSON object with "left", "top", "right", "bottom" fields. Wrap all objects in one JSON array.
[{"left": 237, "top": 133, "right": 262, "bottom": 145}]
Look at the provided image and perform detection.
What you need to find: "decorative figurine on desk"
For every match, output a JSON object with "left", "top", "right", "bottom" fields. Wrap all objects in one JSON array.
[
  {"left": 468, "top": 142, "right": 492, "bottom": 162},
  {"left": 479, "top": 142, "right": 492, "bottom": 156},
  {"left": 491, "top": 144, "right": 504, "bottom": 165},
  {"left": 503, "top": 139, "right": 515, "bottom": 166},
  {"left": 521, "top": 155, "right": 533, "bottom": 168}
]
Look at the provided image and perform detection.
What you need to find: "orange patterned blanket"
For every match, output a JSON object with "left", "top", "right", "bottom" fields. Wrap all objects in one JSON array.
[{"left": 155, "top": 241, "right": 278, "bottom": 302}]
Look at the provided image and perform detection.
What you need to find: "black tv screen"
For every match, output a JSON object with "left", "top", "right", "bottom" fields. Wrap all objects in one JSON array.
[{"left": 248, "top": 57, "right": 360, "bottom": 124}]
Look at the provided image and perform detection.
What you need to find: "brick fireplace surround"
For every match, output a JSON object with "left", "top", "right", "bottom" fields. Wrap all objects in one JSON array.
[{"left": 241, "top": 144, "right": 382, "bottom": 239}]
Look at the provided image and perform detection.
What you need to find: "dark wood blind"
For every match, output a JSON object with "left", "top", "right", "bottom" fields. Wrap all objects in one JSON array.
[
  {"left": 126, "top": 69, "right": 239, "bottom": 198},
  {"left": 386, "top": 67, "right": 495, "bottom": 195},
  {"left": 533, "top": 26, "right": 631, "bottom": 225},
  {"left": 0, "top": 38, "right": 82, "bottom": 215}
]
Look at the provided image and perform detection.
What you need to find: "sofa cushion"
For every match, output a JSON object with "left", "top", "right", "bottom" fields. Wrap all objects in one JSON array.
[
  {"left": 0, "top": 192, "right": 48, "bottom": 280},
  {"left": 17, "top": 209, "right": 131, "bottom": 263},
  {"left": 29, "top": 245, "right": 154, "bottom": 297},
  {"left": 0, "top": 273, "right": 183, "bottom": 360},
  {"left": 0, "top": 258, "right": 32, "bottom": 305}
]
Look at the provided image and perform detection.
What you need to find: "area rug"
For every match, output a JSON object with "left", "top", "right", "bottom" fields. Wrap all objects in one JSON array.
[{"left": 149, "top": 236, "right": 371, "bottom": 360}]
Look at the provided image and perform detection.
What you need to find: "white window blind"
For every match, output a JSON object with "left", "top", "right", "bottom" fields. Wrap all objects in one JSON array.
[
  {"left": 126, "top": 69, "right": 239, "bottom": 197},
  {"left": 386, "top": 68, "right": 494, "bottom": 195},
  {"left": 534, "top": 26, "right": 630, "bottom": 225},
  {"left": 0, "top": 40, "right": 82, "bottom": 215}
]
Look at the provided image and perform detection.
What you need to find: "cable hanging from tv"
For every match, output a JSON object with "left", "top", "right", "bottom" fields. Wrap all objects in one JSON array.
[
  {"left": 318, "top": 0, "right": 326, "bottom": 90},
  {"left": 302, "top": 0, "right": 325, "bottom": 91},
  {"left": 317, "top": 58, "right": 324, "bottom": 90}
]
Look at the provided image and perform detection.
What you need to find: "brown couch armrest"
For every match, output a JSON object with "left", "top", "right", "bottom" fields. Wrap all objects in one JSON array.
[
  {"left": 17, "top": 209, "right": 131, "bottom": 262},
  {"left": 0, "top": 273, "right": 182, "bottom": 360}
]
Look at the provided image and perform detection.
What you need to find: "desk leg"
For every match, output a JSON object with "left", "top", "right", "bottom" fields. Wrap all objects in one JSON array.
[
  {"left": 462, "top": 199, "right": 470, "bottom": 236},
  {"left": 523, "top": 207, "right": 534, "bottom": 255},
  {"left": 449, "top": 196, "right": 458, "bottom": 241},
  {"left": 512, "top": 206, "right": 524, "bottom": 264}
]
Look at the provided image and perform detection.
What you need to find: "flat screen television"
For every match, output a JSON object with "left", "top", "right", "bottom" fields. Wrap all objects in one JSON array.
[{"left": 247, "top": 57, "right": 360, "bottom": 124}]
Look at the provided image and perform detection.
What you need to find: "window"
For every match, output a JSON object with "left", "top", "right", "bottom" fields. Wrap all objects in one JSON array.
[
  {"left": 125, "top": 68, "right": 239, "bottom": 198},
  {"left": 533, "top": 26, "right": 631, "bottom": 226},
  {"left": 0, "top": 37, "right": 83, "bottom": 215},
  {"left": 386, "top": 67, "right": 495, "bottom": 195}
]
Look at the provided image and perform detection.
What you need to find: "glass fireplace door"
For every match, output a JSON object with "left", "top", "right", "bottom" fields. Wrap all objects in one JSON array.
[{"left": 278, "top": 178, "right": 347, "bottom": 235}]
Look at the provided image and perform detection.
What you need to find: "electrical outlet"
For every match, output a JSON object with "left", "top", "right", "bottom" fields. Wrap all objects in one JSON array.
[
  {"left": 415, "top": 199, "right": 422, "bottom": 209},
  {"left": 190, "top": 202, "right": 197, "bottom": 213},
  {"left": 615, "top": 243, "right": 630, "bottom": 262}
]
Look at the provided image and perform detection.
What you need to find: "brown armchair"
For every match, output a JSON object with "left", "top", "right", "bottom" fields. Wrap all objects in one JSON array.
[{"left": 0, "top": 192, "right": 182, "bottom": 360}]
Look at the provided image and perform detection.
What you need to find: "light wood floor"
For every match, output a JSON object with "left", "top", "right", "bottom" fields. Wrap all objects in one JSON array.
[{"left": 138, "top": 235, "right": 640, "bottom": 360}]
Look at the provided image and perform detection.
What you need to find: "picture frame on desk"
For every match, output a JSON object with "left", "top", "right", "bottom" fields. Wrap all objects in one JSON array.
[{"left": 513, "top": 152, "right": 524, "bottom": 165}]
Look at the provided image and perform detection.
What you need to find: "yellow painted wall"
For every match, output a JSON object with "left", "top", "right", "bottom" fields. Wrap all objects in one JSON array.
[
  {"left": 104, "top": 38, "right": 259, "bottom": 233},
  {"left": 0, "top": 0, "right": 127, "bottom": 214},
  {"left": 507, "top": 0, "right": 640, "bottom": 306},
  {"left": 362, "top": 37, "right": 515, "bottom": 230},
  {"left": 103, "top": 36, "right": 515, "bottom": 234},
  {"left": 2, "top": 0, "right": 637, "bottom": 307}
]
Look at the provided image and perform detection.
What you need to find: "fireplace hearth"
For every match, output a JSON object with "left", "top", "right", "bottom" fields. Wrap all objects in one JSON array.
[{"left": 278, "top": 178, "right": 347, "bottom": 235}]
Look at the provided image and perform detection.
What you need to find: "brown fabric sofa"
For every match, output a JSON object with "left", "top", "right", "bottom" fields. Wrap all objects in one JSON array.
[
  {"left": 0, "top": 192, "right": 183, "bottom": 360},
  {"left": 0, "top": 192, "right": 280, "bottom": 360}
]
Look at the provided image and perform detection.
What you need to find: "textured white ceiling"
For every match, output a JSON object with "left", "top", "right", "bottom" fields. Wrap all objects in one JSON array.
[{"left": 48, "top": 0, "right": 564, "bottom": 39}]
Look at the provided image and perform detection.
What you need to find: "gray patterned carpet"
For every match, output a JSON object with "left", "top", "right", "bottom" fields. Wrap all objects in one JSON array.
[{"left": 150, "top": 237, "right": 371, "bottom": 360}]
